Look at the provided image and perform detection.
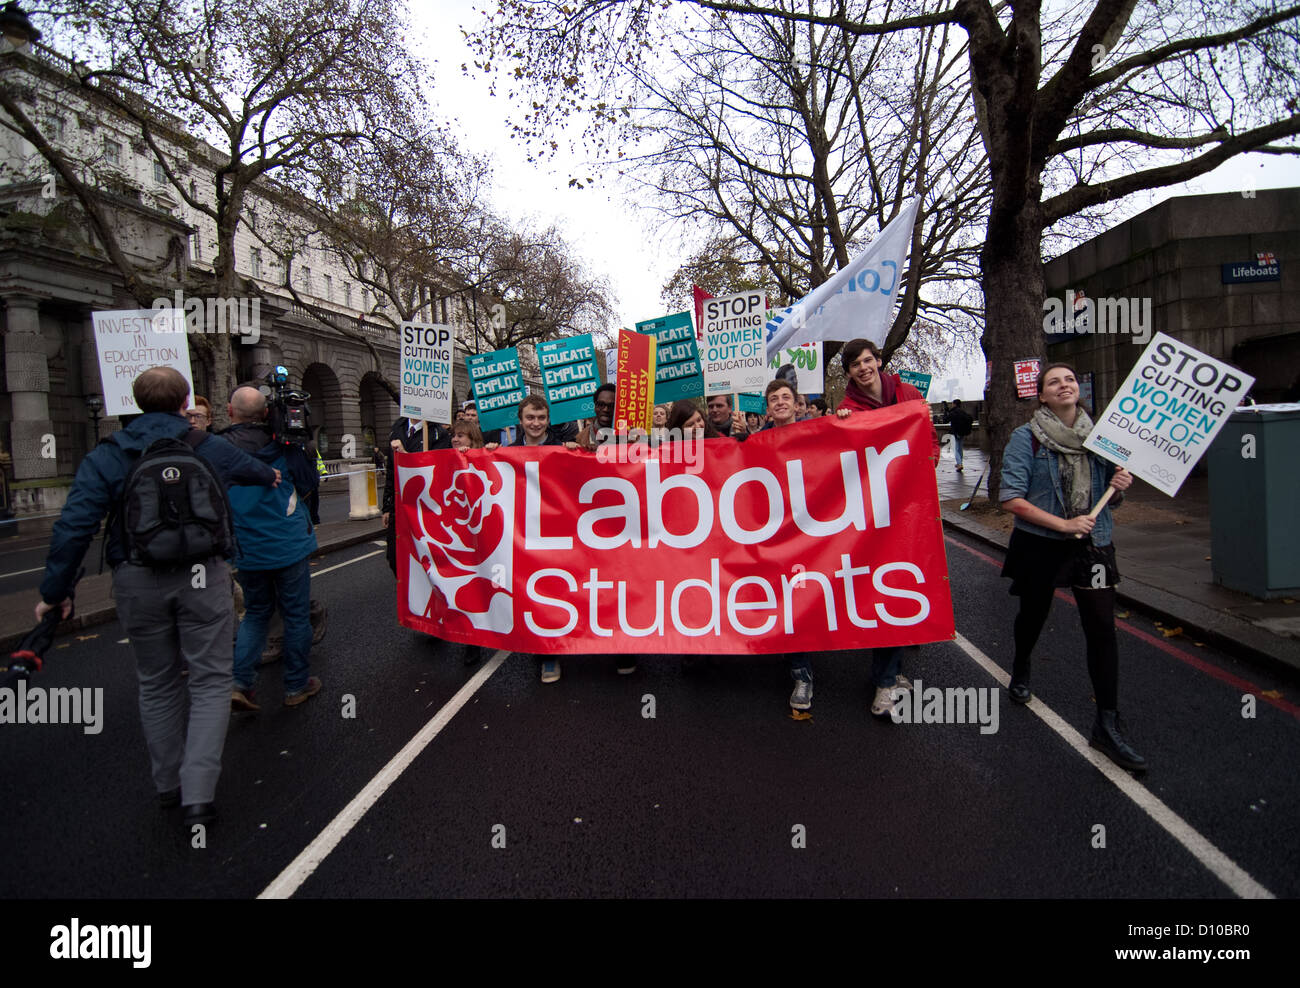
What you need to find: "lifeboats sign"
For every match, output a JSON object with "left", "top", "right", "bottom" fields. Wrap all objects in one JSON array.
[{"left": 395, "top": 402, "right": 953, "bottom": 654}]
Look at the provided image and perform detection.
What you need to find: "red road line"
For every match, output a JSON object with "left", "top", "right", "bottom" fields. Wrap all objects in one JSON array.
[{"left": 944, "top": 534, "right": 1300, "bottom": 721}]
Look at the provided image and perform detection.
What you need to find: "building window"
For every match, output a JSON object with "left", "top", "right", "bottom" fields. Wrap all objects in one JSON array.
[
  {"left": 344, "top": 282, "right": 352, "bottom": 307},
  {"left": 324, "top": 273, "right": 332, "bottom": 302},
  {"left": 191, "top": 231, "right": 202, "bottom": 260},
  {"left": 302, "top": 266, "right": 312, "bottom": 293},
  {"left": 44, "top": 115, "right": 65, "bottom": 141},
  {"left": 250, "top": 247, "right": 262, "bottom": 279},
  {"left": 154, "top": 160, "right": 167, "bottom": 183},
  {"left": 103, "top": 138, "right": 121, "bottom": 165}
]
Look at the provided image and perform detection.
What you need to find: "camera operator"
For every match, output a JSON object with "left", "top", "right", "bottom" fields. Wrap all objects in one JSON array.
[{"left": 221, "top": 386, "right": 322, "bottom": 710}]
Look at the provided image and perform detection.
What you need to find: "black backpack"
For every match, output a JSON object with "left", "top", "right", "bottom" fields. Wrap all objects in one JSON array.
[{"left": 110, "top": 430, "right": 236, "bottom": 567}]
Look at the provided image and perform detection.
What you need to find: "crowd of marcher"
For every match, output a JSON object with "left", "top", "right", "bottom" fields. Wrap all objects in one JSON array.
[{"left": 32, "top": 345, "right": 1146, "bottom": 827}]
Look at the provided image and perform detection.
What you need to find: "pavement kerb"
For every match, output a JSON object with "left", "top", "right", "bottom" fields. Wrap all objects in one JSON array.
[
  {"left": 941, "top": 508, "right": 1300, "bottom": 685},
  {"left": 1, "top": 525, "right": 385, "bottom": 654}
]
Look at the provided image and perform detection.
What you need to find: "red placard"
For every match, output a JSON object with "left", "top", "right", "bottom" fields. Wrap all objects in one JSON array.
[
  {"left": 614, "top": 327, "right": 656, "bottom": 431},
  {"left": 1014, "top": 358, "right": 1041, "bottom": 398},
  {"left": 395, "top": 402, "right": 954, "bottom": 654}
]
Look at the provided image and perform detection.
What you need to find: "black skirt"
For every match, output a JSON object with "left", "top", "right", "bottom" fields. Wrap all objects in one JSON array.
[{"left": 1001, "top": 527, "right": 1120, "bottom": 595}]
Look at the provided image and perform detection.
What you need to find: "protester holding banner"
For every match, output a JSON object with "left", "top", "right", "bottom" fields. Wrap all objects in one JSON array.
[
  {"left": 665, "top": 399, "right": 718, "bottom": 438},
  {"left": 706, "top": 395, "right": 749, "bottom": 439},
  {"left": 575, "top": 383, "right": 616, "bottom": 450},
  {"left": 383, "top": 416, "right": 450, "bottom": 576},
  {"left": 762, "top": 378, "right": 817, "bottom": 710},
  {"left": 998, "top": 363, "right": 1145, "bottom": 772},
  {"left": 834, "top": 339, "right": 938, "bottom": 716},
  {"left": 836, "top": 340, "right": 941, "bottom": 464},
  {"left": 450, "top": 419, "right": 491, "bottom": 668},
  {"left": 451, "top": 420, "right": 485, "bottom": 451}
]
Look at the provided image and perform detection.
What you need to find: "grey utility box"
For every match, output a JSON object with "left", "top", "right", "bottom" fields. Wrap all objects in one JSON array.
[{"left": 1207, "top": 404, "right": 1300, "bottom": 599}]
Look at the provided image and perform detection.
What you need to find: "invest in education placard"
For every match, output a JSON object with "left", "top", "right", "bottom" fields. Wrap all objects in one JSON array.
[{"left": 92, "top": 308, "right": 193, "bottom": 414}]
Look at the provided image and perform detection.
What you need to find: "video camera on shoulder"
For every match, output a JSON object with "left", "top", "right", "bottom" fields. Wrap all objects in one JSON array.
[{"left": 259, "top": 365, "right": 313, "bottom": 446}]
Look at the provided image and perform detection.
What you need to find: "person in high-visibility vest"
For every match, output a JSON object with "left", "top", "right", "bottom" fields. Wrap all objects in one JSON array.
[{"left": 308, "top": 442, "right": 326, "bottom": 525}]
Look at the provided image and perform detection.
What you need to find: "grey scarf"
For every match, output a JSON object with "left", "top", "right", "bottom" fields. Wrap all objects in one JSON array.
[{"left": 1029, "top": 405, "right": 1093, "bottom": 518}]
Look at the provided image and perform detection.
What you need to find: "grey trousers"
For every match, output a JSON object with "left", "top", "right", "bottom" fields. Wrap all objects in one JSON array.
[{"left": 114, "top": 558, "right": 233, "bottom": 806}]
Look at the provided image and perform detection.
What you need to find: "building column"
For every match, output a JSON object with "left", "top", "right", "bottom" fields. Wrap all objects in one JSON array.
[{"left": 4, "top": 294, "right": 56, "bottom": 480}]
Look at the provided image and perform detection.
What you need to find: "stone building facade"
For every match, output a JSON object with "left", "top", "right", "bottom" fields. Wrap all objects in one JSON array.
[
  {"left": 1043, "top": 188, "right": 1300, "bottom": 412},
  {"left": 0, "top": 42, "right": 477, "bottom": 516}
]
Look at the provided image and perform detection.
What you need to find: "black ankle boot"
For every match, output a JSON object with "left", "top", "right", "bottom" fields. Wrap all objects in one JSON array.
[
  {"left": 1009, "top": 660, "right": 1031, "bottom": 704},
  {"left": 1090, "top": 710, "right": 1147, "bottom": 772}
]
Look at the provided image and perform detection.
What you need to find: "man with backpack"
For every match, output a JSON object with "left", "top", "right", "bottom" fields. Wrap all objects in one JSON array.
[
  {"left": 948, "top": 398, "right": 975, "bottom": 472},
  {"left": 221, "top": 386, "right": 323, "bottom": 713},
  {"left": 36, "top": 367, "right": 281, "bottom": 827}
]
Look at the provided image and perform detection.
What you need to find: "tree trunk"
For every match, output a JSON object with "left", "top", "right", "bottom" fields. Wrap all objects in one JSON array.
[{"left": 980, "top": 192, "right": 1048, "bottom": 505}]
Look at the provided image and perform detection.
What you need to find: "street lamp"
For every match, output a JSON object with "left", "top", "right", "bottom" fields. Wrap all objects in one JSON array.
[
  {"left": 0, "top": 3, "right": 41, "bottom": 50},
  {"left": 84, "top": 393, "right": 102, "bottom": 439}
]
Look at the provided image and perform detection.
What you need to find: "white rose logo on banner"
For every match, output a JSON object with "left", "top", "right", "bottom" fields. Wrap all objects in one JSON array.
[{"left": 397, "top": 459, "right": 516, "bottom": 634}]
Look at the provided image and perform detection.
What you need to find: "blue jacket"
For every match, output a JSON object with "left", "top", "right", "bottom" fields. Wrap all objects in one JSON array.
[
  {"left": 1000, "top": 423, "right": 1118, "bottom": 545},
  {"left": 40, "top": 412, "right": 278, "bottom": 604},
  {"left": 220, "top": 424, "right": 318, "bottom": 571}
]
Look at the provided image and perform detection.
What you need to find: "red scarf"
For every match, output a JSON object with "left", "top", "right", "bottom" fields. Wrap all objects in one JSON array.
[{"left": 841, "top": 372, "right": 900, "bottom": 411}]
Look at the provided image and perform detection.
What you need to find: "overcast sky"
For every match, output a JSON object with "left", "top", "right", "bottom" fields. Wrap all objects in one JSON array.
[{"left": 414, "top": 2, "right": 1300, "bottom": 401}]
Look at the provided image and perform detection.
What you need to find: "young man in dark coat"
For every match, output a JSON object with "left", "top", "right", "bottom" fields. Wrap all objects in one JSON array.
[
  {"left": 36, "top": 367, "right": 279, "bottom": 825},
  {"left": 382, "top": 416, "right": 451, "bottom": 575}
]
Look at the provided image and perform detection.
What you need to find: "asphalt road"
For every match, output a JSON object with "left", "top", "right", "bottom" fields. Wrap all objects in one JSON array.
[
  {"left": 0, "top": 484, "right": 356, "bottom": 594},
  {"left": 2, "top": 530, "right": 1297, "bottom": 900}
]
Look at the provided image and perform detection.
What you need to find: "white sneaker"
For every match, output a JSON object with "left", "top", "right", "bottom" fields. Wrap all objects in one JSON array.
[
  {"left": 789, "top": 679, "right": 813, "bottom": 710},
  {"left": 540, "top": 659, "right": 561, "bottom": 684},
  {"left": 871, "top": 684, "right": 898, "bottom": 717}
]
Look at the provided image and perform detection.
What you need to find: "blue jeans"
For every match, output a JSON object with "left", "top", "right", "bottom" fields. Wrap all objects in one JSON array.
[
  {"left": 790, "top": 649, "right": 897, "bottom": 685},
  {"left": 234, "top": 556, "right": 313, "bottom": 693},
  {"left": 870, "top": 647, "right": 902, "bottom": 689},
  {"left": 953, "top": 435, "right": 965, "bottom": 468}
]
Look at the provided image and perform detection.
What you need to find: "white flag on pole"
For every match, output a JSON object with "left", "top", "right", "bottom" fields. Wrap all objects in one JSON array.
[{"left": 765, "top": 198, "right": 919, "bottom": 354}]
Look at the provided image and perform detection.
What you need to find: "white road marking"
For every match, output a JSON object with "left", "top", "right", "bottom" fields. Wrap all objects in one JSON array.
[
  {"left": 309, "top": 549, "right": 383, "bottom": 579},
  {"left": 370, "top": 540, "right": 386, "bottom": 547},
  {"left": 259, "top": 649, "right": 509, "bottom": 899},
  {"left": 952, "top": 632, "right": 1275, "bottom": 900},
  {"left": 0, "top": 566, "right": 46, "bottom": 579}
]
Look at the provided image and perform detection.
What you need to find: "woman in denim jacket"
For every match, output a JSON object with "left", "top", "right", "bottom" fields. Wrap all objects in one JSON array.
[{"left": 999, "top": 363, "right": 1146, "bottom": 772}]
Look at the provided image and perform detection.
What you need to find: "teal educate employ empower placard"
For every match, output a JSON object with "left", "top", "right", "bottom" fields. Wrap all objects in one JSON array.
[
  {"left": 467, "top": 347, "right": 525, "bottom": 432},
  {"left": 636, "top": 311, "right": 703, "bottom": 404}
]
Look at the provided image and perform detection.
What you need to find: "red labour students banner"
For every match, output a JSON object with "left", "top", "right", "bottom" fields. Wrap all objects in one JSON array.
[{"left": 395, "top": 401, "right": 954, "bottom": 654}]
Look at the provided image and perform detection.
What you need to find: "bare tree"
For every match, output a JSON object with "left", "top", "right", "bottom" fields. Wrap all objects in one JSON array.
[
  {"left": 32, "top": 0, "right": 428, "bottom": 399},
  {"left": 470, "top": 0, "right": 1300, "bottom": 500}
]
